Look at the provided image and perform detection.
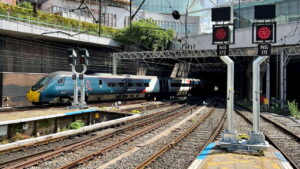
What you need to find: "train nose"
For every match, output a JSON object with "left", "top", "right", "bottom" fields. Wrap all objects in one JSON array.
[{"left": 27, "top": 89, "right": 40, "bottom": 103}]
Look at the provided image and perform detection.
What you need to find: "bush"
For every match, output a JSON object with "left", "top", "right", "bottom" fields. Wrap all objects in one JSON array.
[
  {"left": 69, "top": 120, "right": 85, "bottom": 129},
  {"left": 288, "top": 100, "right": 300, "bottom": 119},
  {"left": 18, "top": 1, "right": 33, "bottom": 9}
]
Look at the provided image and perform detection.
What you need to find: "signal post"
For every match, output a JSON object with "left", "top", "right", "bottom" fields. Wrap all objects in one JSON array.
[
  {"left": 68, "top": 48, "right": 90, "bottom": 110},
  {"left": 210, "top": 7, "right": 238, "bottom": 146}
]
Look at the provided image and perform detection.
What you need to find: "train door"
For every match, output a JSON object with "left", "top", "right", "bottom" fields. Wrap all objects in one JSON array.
[{"left": 159, "top": 79, "right": 169, "bottom": 96}]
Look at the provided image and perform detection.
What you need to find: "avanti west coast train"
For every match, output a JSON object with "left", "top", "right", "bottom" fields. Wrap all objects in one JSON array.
[{"left": 27, "top": 71, "right": 204, "bottom": 104}]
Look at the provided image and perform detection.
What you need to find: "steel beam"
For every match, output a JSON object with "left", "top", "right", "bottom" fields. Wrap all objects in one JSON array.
[{"left": 113, "top": 49, "right": 250, "bottom": 60}]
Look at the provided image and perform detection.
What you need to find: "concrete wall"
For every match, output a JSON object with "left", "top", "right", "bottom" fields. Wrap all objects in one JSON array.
[{"left": 0, "top": 72, "right": 46, "bottom": 107}]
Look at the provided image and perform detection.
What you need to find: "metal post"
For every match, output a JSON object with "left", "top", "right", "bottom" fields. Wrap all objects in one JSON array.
[
  {"left": 129, "top": 0, "right": 132, "bottom": 29},
  {"left": 71, "top": 65, "right": 79, "bottom": 107},
  {"left": 220, "top": 56, "right": 234, "bottom": 132},
  {"left": 253, "top": 56, "right": 268, "bottom": 133},
  {"left": 280, "top": 50, "right": 284, "bottom": 108},
  {"left": 283, "top": 56, "right": 287, "bottom": 109},
  {"left": 98, "top": 0, "right": 102, "bottom": 36},
  {"left": 112, "top": 55, "right": 117, "bottom": 75},
  {"left": 79, "top": 64, "right": 87, "bottom": 109},
  {"left": 266, "top": 59, "right": 270, "bottom": 107}
]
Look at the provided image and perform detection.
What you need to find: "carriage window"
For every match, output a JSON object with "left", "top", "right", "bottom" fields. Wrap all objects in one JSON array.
[
  {"left": 99, "top": 80, "right": 102, "bottom": 85},
  {"left": 128, "top": 83, "right": 133, "bottom": 87},
  {"left": 136, "top": 83, "right": 142, "bottom": 87},
  {"left": 57, "top": 78, "right": 64, "bottom": 84},
  {"left": 119, "top": 82, "right": 125, "bottom": 87},
  {"left": 144, "top": 83, "right": 149, "bottom": 87},
  {"left": 171, "top": 83, "right": 180, "bottom": 87},
  {"left": 108, "top": 82, "right": 115, "bottom": 87}
]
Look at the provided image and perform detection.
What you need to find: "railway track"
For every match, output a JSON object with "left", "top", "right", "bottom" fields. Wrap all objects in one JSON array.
[
  {"left": 134, "top": 106, "right": 226, "bottom": 169},
  {"left": 1, "top": 100, "right": 199, "bottom": 169},
  {"left": 235, "top": 109, "right": 300, "bottom": 169}
]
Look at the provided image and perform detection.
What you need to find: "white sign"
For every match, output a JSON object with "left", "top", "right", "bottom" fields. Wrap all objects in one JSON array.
[{"left": 0, "top": 125, "right": 8, "bottom": 136}]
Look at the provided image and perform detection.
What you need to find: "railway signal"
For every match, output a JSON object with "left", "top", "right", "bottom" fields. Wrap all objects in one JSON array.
[
  {"left": 68, "top": 49, "right": 77, "bottom": 65},
  {"left": 79, "top": 48, "right": 90, "bottom": 65},
  {"left": 211, "top": 7, "right": 237, "bottom": 148},
  {"left": 213, "top": 25, "right": 230, "bottom": 44},
  {"left": 68, "top": 48, "right": 90, "bottom": 110}
]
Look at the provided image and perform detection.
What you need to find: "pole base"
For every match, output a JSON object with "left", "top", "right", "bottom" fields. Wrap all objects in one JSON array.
[
  {"left": 218, "top": 131, "right": 269, "bottom": 151},
  {"left": 220, "top": 130, "right": 238, "bottom": 143}
]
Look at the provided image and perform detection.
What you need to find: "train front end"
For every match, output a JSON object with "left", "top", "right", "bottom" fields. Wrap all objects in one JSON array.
[{"left": 27, "top": 76, "right": 52, "bottom": 104}]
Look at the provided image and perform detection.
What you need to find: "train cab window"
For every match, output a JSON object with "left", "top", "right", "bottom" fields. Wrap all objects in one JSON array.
[
  {"left": 57, "top": 78, "right": 64, "bottom": 84},
  {"left": 32, "top": 76, "right": 52, "bottom": 91},
  {"left": 136, "top": 83, "right": 142, "bottom": 87},
  {"left": 128, "top": 83, "right": 133, "bottom": 87},
  {"left": 144, "top": 83, "right": 149, "bottom": 87},
  {"left": 119, "top": 82, "right": 125, "bottom": 87},
  {"left": 108, "top": 82, "right": 115, "bottom": 87},
  {"left": 99, "top": 80, "right": 102, "bottom": 85}
]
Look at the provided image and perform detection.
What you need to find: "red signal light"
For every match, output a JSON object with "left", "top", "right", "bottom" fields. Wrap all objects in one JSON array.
[
  {"left": 256, "top": 25, "right": 273, "bottom": 41},
  {"left": 213, "top": 26, "right": 230, "bottom": 43},
  {"left": 215, "top": 28, "right": 228, "bottom": 40},
  {"left": 79, "top": 57, "right": 85, "bottom": 64}
]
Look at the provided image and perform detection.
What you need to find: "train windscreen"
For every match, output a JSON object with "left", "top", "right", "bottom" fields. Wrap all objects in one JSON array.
[{"left": 32, "top": 76, "right": 52, "bottom": 91}]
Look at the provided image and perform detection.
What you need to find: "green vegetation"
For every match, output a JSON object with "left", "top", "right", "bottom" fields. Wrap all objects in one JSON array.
[
  {"left": 18, "top": 1, "right": 32, "bottom": 9},
  {"left": 69, "top": 120, "right": 85, "bottom": 129},
  {"left": 0, "top": 3, "right": 116, "bottom": 37},
  {"left": 240, "top": 99, "right": 252, "bottom": 111},
  {"left": 114, "top": 19, "right": 175, "bottom": 51},
  {"left": 288, "top": 100, "right": 300, "bottom": 119},
  {"left": 38, "top": 119, "right": 52, "bottom": 128},
  {"left": 0, "top": 2, "right": 177, "bottom": 52},
  {"left": 0, "top": 3, "right": 176, "bottom": 51},
  {"left": 12, "top": 132, "right": 31, "bottom": 141}
]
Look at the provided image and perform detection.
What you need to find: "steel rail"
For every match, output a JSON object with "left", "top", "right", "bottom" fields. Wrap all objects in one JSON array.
[
  {"left": 57, "top": 106, "right": 198, "bottom": 169},
  {"left": 134, "top": 107, "right": 226, "bottom": 169},
  {"left": 0, "top": 100, "right": 176, "bottom": 156},
  {"left": 4, "top": 103, "right": 194, "bottom": 169},
  {"left": 235, "top": 110, "right": 299, "bottom": 169}
]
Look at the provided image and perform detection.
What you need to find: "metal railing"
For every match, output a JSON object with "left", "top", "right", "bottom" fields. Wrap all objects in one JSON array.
[{"left": 0, "top": 12, "right": 112, "bottom": 38}]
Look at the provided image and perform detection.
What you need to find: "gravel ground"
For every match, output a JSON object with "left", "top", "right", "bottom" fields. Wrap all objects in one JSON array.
[
  {"left": 28, "top": 104, "right": 202, "bottom": 169},
  {"left": 0, "top": 104, "right": 183, "bottom": 168},
  {"left": 237, "top": 110, "right": 300, "bottom": 168},
  {"left": 88, "top": 106, "right": 214, "bottom": 169},
  {"left": 146, "top": 107, "right": 225, "bottom": 169},
  {"left": 76, "top": 105, "right": 212, "bottom": 169},
  {"left": 262, "top": 113, "right": 300, "bottom": 136}
]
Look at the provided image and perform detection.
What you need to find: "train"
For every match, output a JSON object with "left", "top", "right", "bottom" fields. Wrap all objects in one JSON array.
[{"left": 26, "top": 71, "right": 208, "bottom": 104}]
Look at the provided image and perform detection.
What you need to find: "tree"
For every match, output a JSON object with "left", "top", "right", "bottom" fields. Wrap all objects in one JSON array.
[{"left": 114, "top": 19, "right": 175, "bottom": 51}]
